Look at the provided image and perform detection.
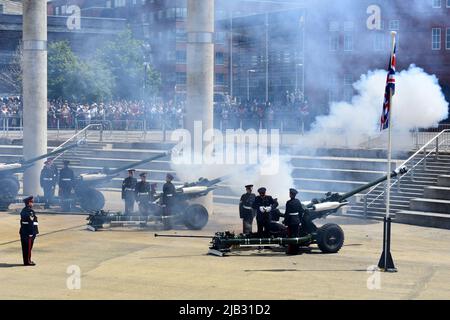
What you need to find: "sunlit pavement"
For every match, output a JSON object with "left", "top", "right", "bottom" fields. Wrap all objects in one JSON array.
[{"left": 1, "top": 202, "right": 450, "bottom": 300}]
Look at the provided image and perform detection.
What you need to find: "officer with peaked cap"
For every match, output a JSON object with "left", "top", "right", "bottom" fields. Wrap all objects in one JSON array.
[
  {"left": 252, "top": 187, "right": 278, "bottom": 237},
  {"left": 135, "top": 172, "right": 151, "bottom": 215},
  {"left": 122, "top": 169, "right": 137, "bottom": 215},
  {"left": 40, "top": 159, "right": 57, "bottom": 209},
  {"left": 19, "top": 196, "right": 39, "bottom": 266},
  {"left": 283, "top": 188, "right": 306, "bottom": 255},
  {"left": 162, "top": 173, "right": 176, "bottom": 230},
  {"left": 59, "top": 160, "right": 75, "bottom": 211},
  {"left": 239, "top": 184, "right": 256, "bottom": 234}
]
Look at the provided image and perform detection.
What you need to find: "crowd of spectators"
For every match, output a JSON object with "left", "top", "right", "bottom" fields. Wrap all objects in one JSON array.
[{"left": 1, "top": 91, "right": 310, "bottom": 132}]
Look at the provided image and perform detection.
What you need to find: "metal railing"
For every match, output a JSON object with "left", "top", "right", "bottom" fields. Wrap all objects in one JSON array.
[
  {"left": 362, "top": 129, "right": 450, "bottom": 216},
  {"left": 51, "top": 123, "right": 103, "bottom": 162}
]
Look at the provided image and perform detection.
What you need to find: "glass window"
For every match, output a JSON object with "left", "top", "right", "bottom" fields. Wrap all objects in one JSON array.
[
  {"left": 106, "top": 1, "right": 112, "bottom": 8},
  {"left": 215, "top": 52, "right": 224, "bottom": 65},
  {"left": 176, "top": 28, "right": 187, "bottom": 42},
  {"left": 389, "top": 20, "right": 400, "bottom": 31},
  {"left": 446, "top": 28, "right": 450, "bottom": 50},
  {"left": 176, "top": 50, "right": 186, "bottom": 64},
  {"left": 176, "top": 7, "right": 187, "bottom": 19},
  {"left": 432, "top": 0, "right": 442, "bottom": 8},
  {"left": 176, "top": 72, "right": 186, "bottom": 84},
  {"left": 447, "top": 0, "right": 450, "bottom": 7},
  {"left": 344, "top": 33, "right": 353, "bottom": 51},
  {"left": 329, "top": 33, "right": 339, "bottom": 51},
  {"left": 215, "top": 73, "right": 225, "bottom": 85},
  {"left": 55, "top": 7, "right": 60, "bottom": 15},
  {"left": 329, "top": 21, "right": 339, "bottom": 32},
  {"left": 373, "top": 33, "right": 385, "bottom": 51},
  {"left": 343, "top": 21, "right": 354, "bottom": 32},
  {"left": 432, "top": 28, "right": 441, "bottom": 50},
  {"left": 215, "top": 32, "right": 226, "bottom": 44}
]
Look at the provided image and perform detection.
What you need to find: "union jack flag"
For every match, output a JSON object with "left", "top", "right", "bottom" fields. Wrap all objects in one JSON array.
[{"left": 380, "top": 43, "right": 396, "bottom": 131}]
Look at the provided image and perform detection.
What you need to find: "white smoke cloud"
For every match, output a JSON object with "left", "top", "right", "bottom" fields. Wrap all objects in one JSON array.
[{"left": 301, "top": 65, "right": 449, "bottom": 148}]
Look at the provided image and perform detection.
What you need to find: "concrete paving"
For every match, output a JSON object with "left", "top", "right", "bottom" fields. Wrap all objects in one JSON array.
[{"left": 1, "top": 199, "right": 450, "bottom": 300}]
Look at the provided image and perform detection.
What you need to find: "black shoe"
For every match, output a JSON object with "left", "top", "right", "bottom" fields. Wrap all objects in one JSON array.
[{"left": 24, "top": 262, "right": 36, "bottom": 266}]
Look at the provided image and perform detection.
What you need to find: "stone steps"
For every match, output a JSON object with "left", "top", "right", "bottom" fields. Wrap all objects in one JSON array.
[
  {"left": 395, "top": 210, "right": 450, "bottom": 229},
  {"left": 410, "top": 198, "right": 450, "bottom": 214}
]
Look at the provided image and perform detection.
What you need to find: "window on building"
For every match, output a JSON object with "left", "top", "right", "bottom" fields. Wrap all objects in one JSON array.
[
  {"left": 343, "top": 21, "right": 354, "bottom": 32},
  {"left": 373, "top": 33, "right": 385, "bottom": 51},
  {"left": 446, "top": 28, "right": 450, "bottom": 50},
  {"left": 176, "top": 7, "right": 187, "bottom": 19},
  {"left": 328, "top": 75, "right": 339, "bottom": 103},
  {"left": 432, "top": 0, "right": 442, "bottom": 8},
  {"left": 61, "top": 5, "right": 67, "bottom": 15},
  {"left": 114, "top": 0, "right": 126, "bottom": 7},
  {"left": 215, "top": 52, "right": 224, "bottom": 65},
  {"left": 447, "top": 0, "right": 450, "bottom": 7},
  {"left": 215, "top": 73, "right": 225, "bottom": 85},
  {"left": 176, "top": 28, "right": 187, "bottom": 42},
  {"left": 215, "top": 32, "right": 226, "bottom": 44},
  {"left": 166, "top": 8, "right": 176, "bottom": 19},
  {"left": 329, "top": 21, "right": 339, "bottom": 32},
  {"left": 176, "top": 50, "right": 186, "bottom": 64},
  {"left": 389, "top": 20, "right": 400, "bottom": 31},
  {"left": 55, "top": 6, "right": 60, "bottom": 15},
  {"left": 176, "top": 72, "right": 186, "bottom": 84},
  {"left": 432, "top": 28, "right": 441, "bottom": 50},
  {"left": 329, "top": 33, "right": 339, "bottom": 51},
  {"left": 106, "top": 1, "right": 112, "bottom": 8},
  {"left": 158, "top": 10, "right": 164, "bottom": 20},
  {"left": 344, "top": 33, "right": 353, "bottom": 51}
]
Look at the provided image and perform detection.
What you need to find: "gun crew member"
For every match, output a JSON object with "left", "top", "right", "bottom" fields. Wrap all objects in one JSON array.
[
  {"left": 122, "top": 169, "right": 137, "bottom": 215},
  {"left": 40, "top": 159, "right": 58, "bottom": 209},
  {"left": 283, "top": 188, "right": 305, "bottom": 255},
  {"left": 162, "top": 173, "right": 176, "bottom": 230},
  {"left": 59, "top": 160, "right": 75, "bottom": 211},
  {"left": 19, "top": 196, "right": 39, "bottom": 266},
  {"left": 239, "top": 184, "right": 256, "bottom": 234},
  {"left": 135, "top": 172, "right": 151, "bottom": 215},
  {"left": 252, "top": 187, "right": 278, "bottom": 237}
]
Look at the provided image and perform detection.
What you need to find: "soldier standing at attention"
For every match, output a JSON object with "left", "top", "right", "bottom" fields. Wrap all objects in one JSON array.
[
  {"left": 252, "top": 187, "right": 278, "bottom": 237},
  {"left": 283, "top": 188, "right": 305, "bottom": 255},
  {"left": 59, "top": 160, "right": 75, "bottom": 211},
  {"left": 19, "top": 196, "right": 39, "bottom": 266},
  {"left": 135, "top": 172, "right": 151, "bottom": 215},
  {"left": 162, "top": 173, "right": 176, "bottom": 230},
  {"left": 239, "top": 184, "right": 256, "bottom": 234},
  {"left": 40, "top": 159, "right": 57, "bottom": 209},
  {"left": 122, "top": 169, "right": 137, "bottom": 215}
]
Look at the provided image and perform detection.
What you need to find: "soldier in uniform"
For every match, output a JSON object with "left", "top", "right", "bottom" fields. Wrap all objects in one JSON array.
[
  {"left": 121, "top": 169, "right": 137, "bottom": 215},
  {"left": 40, "top": 159, "right": 58, "bottom": 209},
  {"left": 239, "top": 184, "right": 256, "bottom": 234},
  {"left": 19, "top": 196, "right": 39, "bottom": 266},
  {"left": 59, "top": 160, "right": 75, "bottom": 211},
  {"left": 283, "top": 188, "right": 305, "bottom": 255},
  {"left": 162, "top": 173, "right": 176, "bottom": 230},
  {"left": 252, "top": 187, "right": 278, "bottom": 237},
  {"left": 135, "top": 172, "right": 151, "bottom": 215}
]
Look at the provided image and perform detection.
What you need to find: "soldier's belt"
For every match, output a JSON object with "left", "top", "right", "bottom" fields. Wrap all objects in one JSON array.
[
  {"left": 21, "top": 221, "right": 29, "bottom": 224},
  {"left": 166, "top": 194, "right": 173, "bottom": 197},
  {"left": 33, "top": 222, "right": 39, "bottom": 225},
  {"left": 137, "top": 193, "right": 148, "bottom": 196},
  {"left": 43, "top": 178, "right": 53, "bottom": 181},
  {"left": 243, "top": 206, "right": 252, "bottom": 210},
  {"left": 289, "top": 212, "right": 299, "bottom": 216},
  {"left": 62, "top": 178, "right": 72, "bottom": 181},
  {"left": 124, "top": 188, "right": 134, "bottom": 191}
]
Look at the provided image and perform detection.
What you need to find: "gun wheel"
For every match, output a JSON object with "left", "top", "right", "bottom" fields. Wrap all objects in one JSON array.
[
  {"left": 0, "top": 177, "right": 20, "bottom": 210},
  {"left": 78, "top": 188, "right": 105, "bottom": 212},
  {"left": 316, "top": 223, "right": 344, "bottom": 253},
  {"left": 183, "top": 204, "right": 209, "bottom": 230}
]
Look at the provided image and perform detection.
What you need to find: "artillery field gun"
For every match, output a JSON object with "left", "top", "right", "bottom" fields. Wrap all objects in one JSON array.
[
  {"left": 155, "top": 166, "right": 408, "bottom": 256},
  {"left": 61, "top": 150, "right": 172, "bottom": 212},
  {"left": 87, "top": 175, "right": 227, "bottom": 231},
  {"left": 0, "top": 141, "right": 82, "bottom": 210}
]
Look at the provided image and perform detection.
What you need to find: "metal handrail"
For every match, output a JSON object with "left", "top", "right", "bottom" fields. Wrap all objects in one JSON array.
[
  {"left": 363, "top": 129, "right": 450, "bottom": 214},
  {"left": 52, "top": 123, "right": 103, "bottom": 161}
]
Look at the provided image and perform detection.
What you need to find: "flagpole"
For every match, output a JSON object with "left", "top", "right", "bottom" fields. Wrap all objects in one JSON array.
[{"left": 378, "top": 31, "right": 397, "bottom": 272}]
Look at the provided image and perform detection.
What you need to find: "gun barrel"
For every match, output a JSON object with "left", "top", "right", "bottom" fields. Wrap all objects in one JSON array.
[
  {"left": 154, "top": 234, "right": 212, "bottom": 239},
  {"left": 214, "top": 235, "right": 313, "bottom": 247},
  {"left": 108, "top": 151, "right": 169, "bottom": 175},
  {"left": 339, "top": 166, "right": 407, "bottom": 201},
  {"left": 22, "top": 142, "right": 80, "bottom": 166}
]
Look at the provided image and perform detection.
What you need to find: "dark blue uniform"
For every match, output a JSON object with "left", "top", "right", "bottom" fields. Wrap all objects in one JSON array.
[
  {"left": 135, "top": 181, "right": 151, "bottom": 215},
  {"left": 239, "top": 193, "right": 256, "bottom": 234},
  {"left": 59, "top": 165, "right": 75, "bottom": 211},
  {"left": 252, "top": 195, "right": 278, "bottom": 237},
  {"left": 122, "top": 176, "right": 137, "bottom": 215},
  {"left": 162, "top": 181, "right": 176, "bottom": 229},
  {"left": 19, "top": 206, "right": 39, "bottom": 265},
  {"left": 283, "top": 198, "right": 305, "bottom": 254},
  {"left": 40, "top": 166, "right": 57, "bottom": 209}
]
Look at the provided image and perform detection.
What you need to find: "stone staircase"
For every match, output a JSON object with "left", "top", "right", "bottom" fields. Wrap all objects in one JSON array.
[
  {"left": 345, "top": 152, "right": 450, "bottom": 228},
  {"left": 396, "top": 174, "right": 450, "bottom": 229}
]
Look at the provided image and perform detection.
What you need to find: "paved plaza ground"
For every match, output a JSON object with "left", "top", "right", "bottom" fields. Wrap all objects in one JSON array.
[{"left": 1, "top": 198, "right": 449, "bottom": 300}]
